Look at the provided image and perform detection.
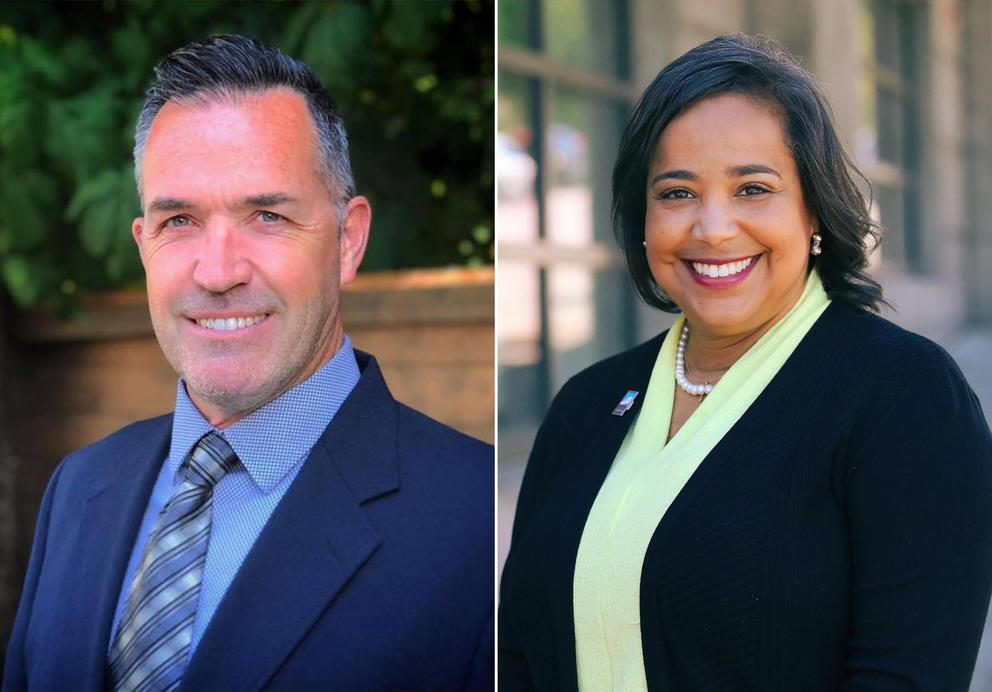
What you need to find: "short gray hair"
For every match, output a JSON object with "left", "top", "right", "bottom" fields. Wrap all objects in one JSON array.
[{"left": 133, "top": 34, "right": 356, "bottom": 220}]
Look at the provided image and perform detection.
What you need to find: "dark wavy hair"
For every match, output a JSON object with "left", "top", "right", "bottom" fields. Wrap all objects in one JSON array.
[{"left": 613, "top": 34, "right": 884, "bottom": 313}]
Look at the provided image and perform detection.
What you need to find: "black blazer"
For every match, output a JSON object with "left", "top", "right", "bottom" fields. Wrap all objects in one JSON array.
[{"left": 500, "top": 303, "right": 992, "bottom": 691}]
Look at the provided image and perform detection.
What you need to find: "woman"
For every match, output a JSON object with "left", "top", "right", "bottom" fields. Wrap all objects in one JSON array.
[{"left": 499, "top": 34, "right": 992, "bottom": 691}]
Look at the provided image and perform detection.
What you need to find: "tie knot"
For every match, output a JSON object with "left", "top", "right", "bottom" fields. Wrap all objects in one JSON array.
[{"left": 184, "top": 431, "right": 238, "bottom": 487}]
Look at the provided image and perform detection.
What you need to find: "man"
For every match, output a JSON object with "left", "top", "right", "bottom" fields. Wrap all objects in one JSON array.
[{"left": 4, "top": 35, "right": 493, "bottom": 691}]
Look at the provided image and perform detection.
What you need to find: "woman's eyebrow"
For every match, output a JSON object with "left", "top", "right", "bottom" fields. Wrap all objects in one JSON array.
[
  {"left": 728, "top": 164, "right": 782, "bottom": 178},
  {"left": 651, "top": 169, "right": 696, "bottom": 185},
  {"left": 651, "top": 164, "right": 782, "bottom": 186}
]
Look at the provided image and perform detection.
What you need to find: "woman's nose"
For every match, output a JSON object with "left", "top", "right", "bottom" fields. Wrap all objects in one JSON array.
[{"left": 691, "top": 199, "right": 739, "bottom": 246}]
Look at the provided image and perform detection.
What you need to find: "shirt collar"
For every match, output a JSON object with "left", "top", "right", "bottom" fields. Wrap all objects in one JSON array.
[{"left": 167, "top": 335, "right": 361, "bottom": 492}]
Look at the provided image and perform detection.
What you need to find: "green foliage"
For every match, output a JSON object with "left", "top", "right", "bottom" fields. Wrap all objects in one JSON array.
[{"left": 0, "top": 0, "right": 493, "bottom": 316}]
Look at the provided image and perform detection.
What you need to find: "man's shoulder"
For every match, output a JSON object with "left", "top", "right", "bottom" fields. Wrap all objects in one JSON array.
[
  {"left": 388, "top": 403, "right": 493, "bottom": 529},
  {"left": 69, "top": 413, "right": 172, "bottom": 456},
  {"left": 395, "top": 403, "right": 491, "bottom": 454},
  {"left": 58, "top": 414, "right": 172, "bottom": 479},
  {"left": 393, "top": 403, "right": 493, "bottom": 481},
  {"left": 352, "top": 348, "right": 492, "bottom": 468}
]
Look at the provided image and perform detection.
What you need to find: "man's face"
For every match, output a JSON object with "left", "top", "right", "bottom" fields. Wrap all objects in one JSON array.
[{"left": 133, "top": 88, "right": 369, "bottom": 426}]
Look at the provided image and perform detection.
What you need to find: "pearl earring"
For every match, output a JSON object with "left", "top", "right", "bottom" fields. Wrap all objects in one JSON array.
[
  {"left": 642, "top": 240, "right": 647, "bottom": 248},
  {"left": 810, "top": 233, "right": 822, "bottom": 256}
]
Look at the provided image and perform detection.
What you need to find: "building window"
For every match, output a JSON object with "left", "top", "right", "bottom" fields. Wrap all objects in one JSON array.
[
  {"left": 856, "top": 0, "right": 926, "bottom": 272},
  {"left": 497, "top": 0, "right": 634, "bottom": 456}
]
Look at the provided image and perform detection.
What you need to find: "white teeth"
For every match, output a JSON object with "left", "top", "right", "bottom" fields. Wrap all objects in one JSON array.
[
  {"left": 691, "top": 256, "right": 754, "bottom": 278},
  {"left": 196, "top": 315, "right": 266, "bottom": 331}
]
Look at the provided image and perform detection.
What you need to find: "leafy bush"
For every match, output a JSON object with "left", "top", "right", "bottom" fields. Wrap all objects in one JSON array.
[{"left": 0, "top": 0, "right": 493, "bottom": 316}]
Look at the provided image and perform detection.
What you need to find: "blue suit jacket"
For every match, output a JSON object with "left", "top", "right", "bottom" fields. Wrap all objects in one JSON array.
[{"left": 4, "top": 352, "right": 494, "bottom": 691}]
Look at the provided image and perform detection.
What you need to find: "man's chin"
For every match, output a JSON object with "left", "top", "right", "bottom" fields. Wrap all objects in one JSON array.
[{"left": 182, "top": 373, "right": 287, "bottom": 424}]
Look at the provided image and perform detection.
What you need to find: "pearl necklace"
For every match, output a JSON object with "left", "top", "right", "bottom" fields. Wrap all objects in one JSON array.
[{"left": 675, "top": 322, "right": 715, "bottom": 397}]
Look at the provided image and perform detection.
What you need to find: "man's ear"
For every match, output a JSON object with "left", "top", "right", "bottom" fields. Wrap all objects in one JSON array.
[
  {"left": 339, "top": 196, "right": 371, "bottom": 286},
  {"left": 132, "top": 217, "right": 147, "bottom": 264}
]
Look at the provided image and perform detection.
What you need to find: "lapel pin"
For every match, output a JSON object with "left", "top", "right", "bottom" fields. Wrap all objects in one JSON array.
[{"left": 611, "top": 390, "right": 639, "bottom": 416}]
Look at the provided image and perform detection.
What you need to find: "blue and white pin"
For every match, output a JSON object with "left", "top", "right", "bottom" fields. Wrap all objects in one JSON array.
[{"left": 611, "top": 390, "right": 639, "bottom": 416}]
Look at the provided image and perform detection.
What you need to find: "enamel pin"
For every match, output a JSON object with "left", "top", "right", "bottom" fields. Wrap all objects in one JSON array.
[{"left": 611, "top": 390, "right": 639, "bottom": 416}]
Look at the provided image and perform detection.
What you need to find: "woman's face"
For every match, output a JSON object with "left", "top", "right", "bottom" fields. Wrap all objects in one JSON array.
[{"left": 644, "top": 92, "right": 817, "bottom": 340}]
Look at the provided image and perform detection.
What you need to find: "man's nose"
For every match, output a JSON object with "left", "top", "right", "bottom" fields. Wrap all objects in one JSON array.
[
  {"left": 191, "top": 220, "right": 252, "bottom": 293},
  {"left": 691, "top": 198, "right": 739, "bottom": 246}
]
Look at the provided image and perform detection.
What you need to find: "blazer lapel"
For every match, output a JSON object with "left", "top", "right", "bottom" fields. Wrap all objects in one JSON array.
[
  {"left": 569, "top": 333, "right": 662, "bottom": 488},
  {"left": 67, "top": 417, "right": 171, "bottom": 688},
  {"left": 182, "top": 354, "right": 400, "bottom": 691}
]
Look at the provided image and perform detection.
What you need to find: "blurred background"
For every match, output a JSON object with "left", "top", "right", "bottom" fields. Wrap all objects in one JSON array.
[
  {"left": 0, "top": 0, "right": 493, "bottom": 664},
  {"left": 497, "top": 0, "right": 992, "bottom": 686}
]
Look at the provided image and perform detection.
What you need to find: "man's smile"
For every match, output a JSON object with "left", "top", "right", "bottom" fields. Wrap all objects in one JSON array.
[{"left": 193, "top": 314, "right": 269, "bottom": 331}]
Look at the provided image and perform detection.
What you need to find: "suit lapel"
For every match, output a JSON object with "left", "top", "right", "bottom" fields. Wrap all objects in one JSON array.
[
  {"left": 182, "top": 354, "right": 399, "bottom": 691},
  {"left": 69, "top": 418, "right": 171, "bottom": 688}
]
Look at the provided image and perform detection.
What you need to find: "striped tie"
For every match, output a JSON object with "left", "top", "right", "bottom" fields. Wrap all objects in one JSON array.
[{"left": 108, "top": 431, "right": 238, "bottom": 691}]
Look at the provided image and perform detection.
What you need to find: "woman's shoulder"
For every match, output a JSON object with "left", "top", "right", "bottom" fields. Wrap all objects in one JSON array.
[
  {"left": 574, "top": 331, "right": 667, "bottom": 382},
  {"left": 814, "top": 302, "right": 987, "bottom": 435},
  {"left": 552, "top": 331, "right": 668, "bottom": 411},
  {"left": 815, "top": 301, "right": 958, "bottom": 374}
]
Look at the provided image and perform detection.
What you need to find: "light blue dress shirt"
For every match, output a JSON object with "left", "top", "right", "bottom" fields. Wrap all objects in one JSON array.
[{"left": 108, "top": 336, "right": 361, "bottom": 654}]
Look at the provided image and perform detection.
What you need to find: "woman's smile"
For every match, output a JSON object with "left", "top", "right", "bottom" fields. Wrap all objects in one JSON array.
[{"left": 682, "top": 254, "right": 760, "bottom": 286}]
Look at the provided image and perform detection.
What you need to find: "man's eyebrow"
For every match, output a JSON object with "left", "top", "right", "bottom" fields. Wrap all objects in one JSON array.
[
  {"left": 650, "top": 169, "right": 696, "bottom": 185},
  {"left": 729, "top": 164, "right": 782, "bottom": 179},
  {"left": 148, "top": 197, "right": 195, "bottom": 212},
  {"left": 243, "top": 193, "right": 297, "bottom": 207}
]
